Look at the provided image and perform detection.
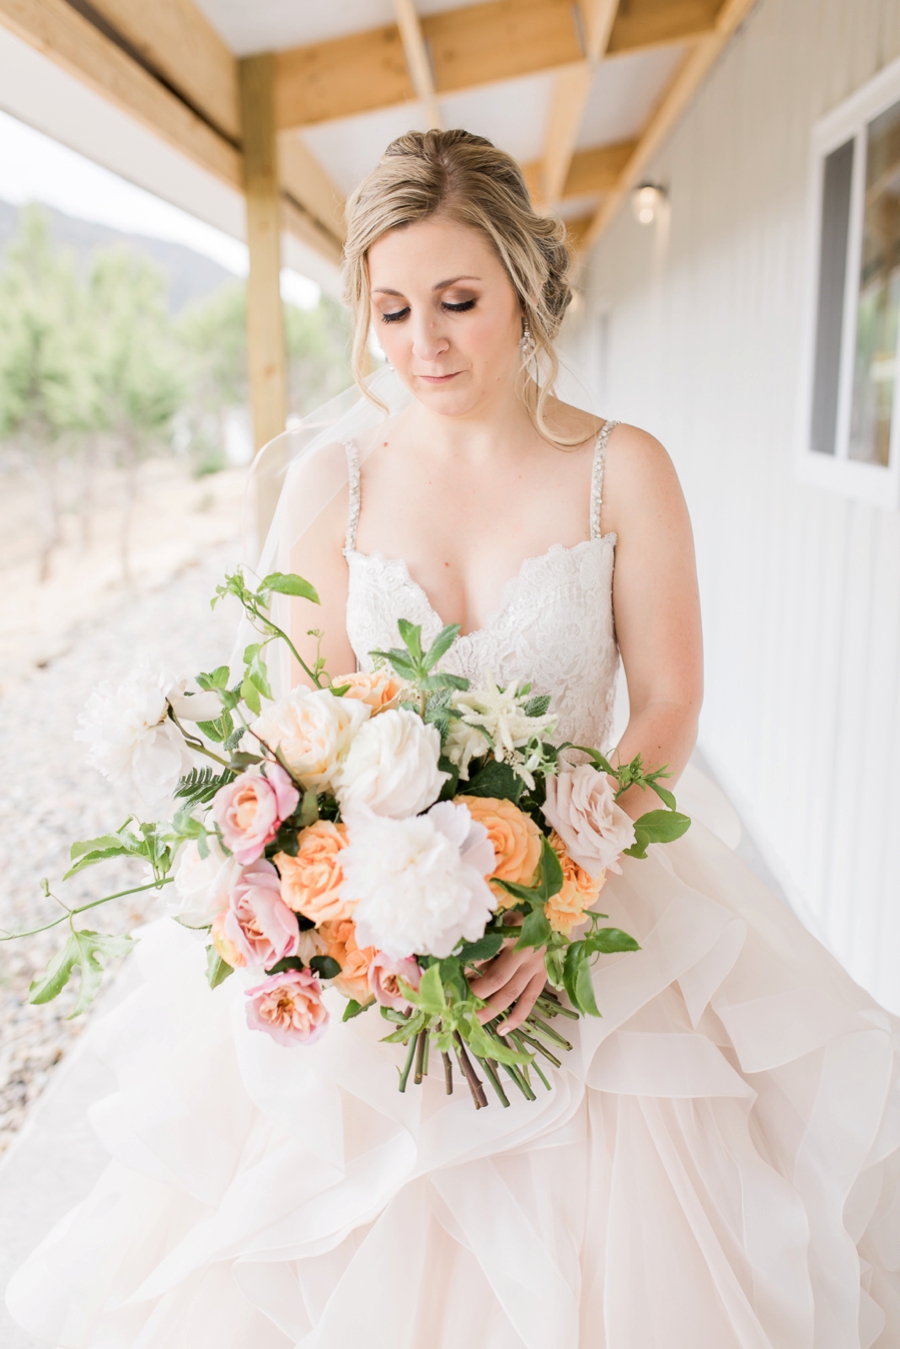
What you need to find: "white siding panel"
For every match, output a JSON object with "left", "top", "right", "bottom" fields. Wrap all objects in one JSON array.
[{"left": 573, "top": 0, "right": 900, "bottom": 1008}]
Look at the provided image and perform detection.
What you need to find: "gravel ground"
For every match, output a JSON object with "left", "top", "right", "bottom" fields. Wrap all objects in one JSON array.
[{"left": 0, "top": 541, "right": 242, "bottom": 1155}]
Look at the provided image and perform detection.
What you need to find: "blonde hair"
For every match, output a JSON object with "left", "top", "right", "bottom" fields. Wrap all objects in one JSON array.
[{"left": 342, "top": 129, "right": 576, "bottom": 445}]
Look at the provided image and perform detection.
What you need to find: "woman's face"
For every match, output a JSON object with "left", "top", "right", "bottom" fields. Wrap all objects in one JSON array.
[{"left": 366, "top": 214, "right": 523, "bottom": 418}]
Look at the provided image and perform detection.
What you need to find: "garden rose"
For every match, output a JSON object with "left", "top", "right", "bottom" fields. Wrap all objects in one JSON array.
[
  {"left": 211, "top": 763, "right": 299, "bottom": 865},
  {"left": 222, "top": 859, "right": 300, "bottom": 968},
  {"left": 171, "top": 835, "right": 237, "bottom": 928},
  {"left": 542, "top": 765, "right": 636, "bottom": 879},
  {"left": 319, "top": 918, "right": 376, "bottom": 1003},
  {"left": 334, "top": 671, "right": 407, "bottom": 712},
  {"left": 211, "top": 910, "right": 245, "bottom": 968},
  {"left": 368, "top": 952, "right": 422, "bottom": 1011},
  {"left": 545, "top": 830, "right": 604, "bottom": 935},
  {"left": 342, "top": 800, "right": 496, "bottom": 960},
  {"left": 334, "top": 708, "right": 447, "bottom": 818},
  {"left": 275, "top": 820, "right": 352, "bottom": 923},
  {"left": 457, "top": 795, "right": 542, "bottom": 908},
  {"left": 245, "top": 968, "right": 328, "bottom": 1047},
  {"left": 75, "top": 660, "right": 192, "bottom": 805},
  {"left": 251, "top": 687, "right": 369, "bottom": 790}
]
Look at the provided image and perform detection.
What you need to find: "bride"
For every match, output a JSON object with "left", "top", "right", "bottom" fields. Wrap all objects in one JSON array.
[{"left": 8, "top": 129, "right": 900, "bottom": 1348}]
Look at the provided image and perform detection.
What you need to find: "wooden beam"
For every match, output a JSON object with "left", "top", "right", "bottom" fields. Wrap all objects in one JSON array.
[
  {"left": 274, "top": 24, "right": 412, "bottom": 129},
  {"left": 281, "top": 197, "right": 343, "bottom": 268},
  {"left": 607, "top": 0, "right": 719, "bottom": 55},
  {"left": 240, "top": 52, "right": 288, "bottom": 545},
  {"left": 583, "top": 0, "right": 760, "bottom": 250},
  {"left": 0, "top": 0, "right": 240, "bottom": 186},
  {"left": 78, "top": 0, "right": 240, "bottom": 141},
  {"left": 539, "top": 64, "right": 593, "bottom": 206},
  {"left": 564, "top": 139, "right": 637, "bottom": 197},
  {"left": 392, "top": 0, "right": 441, "bottom": 130},
  {"left": 278, "top": 131, "right": 346, "bottom": 244}
]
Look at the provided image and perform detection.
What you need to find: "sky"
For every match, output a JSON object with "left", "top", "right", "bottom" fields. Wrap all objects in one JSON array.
[{"left": 0, "top": 109, "right": 321, "bottom": 309}]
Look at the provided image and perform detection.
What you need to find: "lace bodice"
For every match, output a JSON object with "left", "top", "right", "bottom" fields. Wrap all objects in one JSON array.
[{"left": 343, "top": 422, "right": 620, "bottom": 750}]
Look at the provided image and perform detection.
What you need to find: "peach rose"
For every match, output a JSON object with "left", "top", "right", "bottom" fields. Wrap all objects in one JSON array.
[
  {"left": 456, "top": 795, "right": 542, "bottom": 909},
  {"left": 368, "top": 952, "right": 422, "bottom": 1011},
  {"left": 319, "top": 917, "right": 376, "bottom": 1003},
  {"left": 544, "top": 830, "right": 604, "bottom": 935},
  {"left": 245, "top": 968, "right": 328, "bottom": 1046},
  {"left": 334, "top": 671, "right": 407, "bottom": 713},
  {"left": 211, "top": 763, "right": 299, "bottom": 865},
  {"left": 211, "top": 909, "right": 245, "bottom": 968},
  {"left": 275, "top": 820, "right": 352, "bottom": 924}
]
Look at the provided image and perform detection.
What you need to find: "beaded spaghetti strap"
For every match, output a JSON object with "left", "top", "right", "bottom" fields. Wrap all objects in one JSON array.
[
  {"left": 590, "top": 419, "right": 619, "bottom": 541},
  {"left": 344, "top": 439, "right": 361, "bottom": 552}
]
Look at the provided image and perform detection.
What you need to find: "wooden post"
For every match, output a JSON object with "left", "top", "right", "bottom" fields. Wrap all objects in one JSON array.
[{"left": 240, "top": 52, "right": 287, "bottom": 554}]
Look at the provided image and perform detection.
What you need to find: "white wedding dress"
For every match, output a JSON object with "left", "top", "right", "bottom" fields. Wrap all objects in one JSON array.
[{"left": 8, "top": 425, "right": 900, "bottom": 1348}]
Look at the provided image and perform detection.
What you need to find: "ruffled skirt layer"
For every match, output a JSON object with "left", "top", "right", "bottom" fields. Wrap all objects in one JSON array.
[{"left": 8, "top": 822, "right": 900, "bottom": 1348}]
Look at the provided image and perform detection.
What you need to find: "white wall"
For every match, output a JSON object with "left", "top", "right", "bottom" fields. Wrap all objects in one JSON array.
[{"left": 570, "top": 0, "right": 900, "bottom": 1010}]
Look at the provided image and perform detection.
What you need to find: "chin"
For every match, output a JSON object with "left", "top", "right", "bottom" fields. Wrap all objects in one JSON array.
[{"left": 411, "top": 376, "right": 483, "bottom": 416}]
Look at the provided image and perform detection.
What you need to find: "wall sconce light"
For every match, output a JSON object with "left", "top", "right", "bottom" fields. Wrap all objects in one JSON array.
[{"left": 631, "top": 182, "right": 667, "bottom": 225}]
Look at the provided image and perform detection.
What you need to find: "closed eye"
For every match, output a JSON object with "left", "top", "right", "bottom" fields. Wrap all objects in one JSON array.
[
  {"left": 381, "top": 307, "right": 410, "bottom": 324},
  {"left": 443, "top": 299, "right": 476, "bottom": 313}
]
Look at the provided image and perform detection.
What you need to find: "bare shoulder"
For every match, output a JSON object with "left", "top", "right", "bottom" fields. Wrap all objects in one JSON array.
[{"left": 601, "top": 422, "right": 688, "bottom": 535}]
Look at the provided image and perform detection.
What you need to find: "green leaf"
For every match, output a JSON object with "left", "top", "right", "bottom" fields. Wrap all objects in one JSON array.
[
  {"left": 586, "top": 927, "right": 640, "bottom": 955},
  {"left": 418, "top": 672, "right": 470, "bottom": 693},
  {"left": 651, "top": 782, "right": 677, "bottom": 809},
  {"left": 574, "top": 958, "right": 601, "bottom": 1017},
  {"left": 492, "top": 877, "right": 542, "bottom": 905},
  {"left": 230, "top": 751, "right": 264, "bottom": 770},
  {"left": 437, "top": 755, "right": 460, "bottom": 801},
  {"left": 196, "top": 710, "right": 233, "bottom": 744},
  {"left": 310, "top": 955, "right": 342, "bottom": 981},
  {"left": 465, "top": 759, "right": 524, "bottom": 803},
  {"left": 416, "top": 963, "right": 447, "bottom": 1016},
  {"left": 29, "top": 929, "right": 133, "bottom": 1015},
  {"left": 197, "top": 665, "right": 231, "bottom": 691},
  {"left": 624, "top": 809, "right": 692, "bottom": 858},
  {"left": 538, "top": 834, "right": 563, "bottom": 900},
  {"left": 241, "top": 674, "right": 261, "bottom": 715},
  {"left": 259, "top": 571, "right": 320, "bottom": 604},
  {"left": 456, "top": 932, "right": 504, "bottom": 965},
  {"left": 343, "top": 997, "right": 374, "bottom": 1021},
  {"left": 515, "top": 906, "right": 552, "bottom": 950},
  {"left": 569, "top": 744, "right": 617, "bottom": 776},
  {"left": 174, "top": 766, "right": 235, "bottom": 808},
  {"left": 523, "top": 694, "right": 551, "bottom": 718},
  {"left": 397, "top": 618, "right": 424, "bottom": 664},
  {"left": 298, "top": 789, "right": 319, "bottom": 827},
  {"left": 370, "top": 648, "right": 418, "bottom": 679},
  {"left": 206, "top": 946, "right": 234, "bottom": 989},
  {"left": 438, "top": 957, "right": 470, "bottom": 1002},
  {"left": 423, "top": 623, "right": 461, "bottom": 671}
]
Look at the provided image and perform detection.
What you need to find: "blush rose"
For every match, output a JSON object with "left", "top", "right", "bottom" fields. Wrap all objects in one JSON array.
[
  {"left": 221, "top": 858, "right": 300, "bottom": 968},
  {"left": 541, "top": 765, "right": 636, "bottom": 879},
  {"left": 211, "top": 763, "right": 299, "bottom": 865},
  {"left": 368, "top": 952, "right": 422, "bottom": 1011},
  {"left": 245, "top": 968, "right": 328, "bottom": 1046}
]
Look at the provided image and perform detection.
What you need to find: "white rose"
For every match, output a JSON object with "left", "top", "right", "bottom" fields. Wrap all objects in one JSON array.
[
  {"left": 341, "top": 801, "right": 496, "bottom": 959},
  {"left": 334, "top": 708, "right": 447, "bottom": 818},
  {"left": 541, "top": 765, "right": 636, "bottom": 878},
  {"left": 251, "top": 687, "right": 369, "bottom": 790},
  {"left": 170, "top": 836, "right": 238, "bottom": 928},
  {"left": 75, "top": 660, "right": 192, "bottom": 805}
]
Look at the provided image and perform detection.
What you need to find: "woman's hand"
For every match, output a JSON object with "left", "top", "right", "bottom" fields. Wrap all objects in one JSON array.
[{"left": 468, "top": 940, "right": 546, "bottom": 1034}]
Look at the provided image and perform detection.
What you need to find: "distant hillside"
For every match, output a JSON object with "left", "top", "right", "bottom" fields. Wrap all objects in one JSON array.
[{"left": 0, "top": 198, "right": 234, "bottom": 313}]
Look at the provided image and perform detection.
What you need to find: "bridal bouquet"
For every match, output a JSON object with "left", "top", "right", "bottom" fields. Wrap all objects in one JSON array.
[{"left": 7, "top": 570, "right": 689, "bottom": 1109}]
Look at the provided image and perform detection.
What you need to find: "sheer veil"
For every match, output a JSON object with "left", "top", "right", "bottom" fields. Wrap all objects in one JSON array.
[{"left": 234, "top": 366, "right": 413, "bottom": 698}]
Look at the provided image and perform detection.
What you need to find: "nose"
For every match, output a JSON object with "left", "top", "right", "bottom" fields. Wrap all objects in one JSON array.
[{"left": 410, "top": 312, "right": 450, "bottom": 364}]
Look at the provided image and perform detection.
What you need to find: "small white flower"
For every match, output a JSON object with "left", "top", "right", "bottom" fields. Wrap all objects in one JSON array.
[
  {"left": 75, "top": 660, "right": 192, "bottom": 805},
  {"left": 453, "top": 678, "right": 556, "bottom": 759},
  {"left": 341, "top": 801, "right": 496, "bottom": 959},
  {"left": 444, "top": 717, "right": 490, "bottom": 780},
  {"left": 167, "top": 683, "right": 225, "bottom": 723},
  {"left": 334, "top": 708, "right": 447, "bottom": 818},
  {"left": 170, "top": 836, "right": 238, "bottom": 928}
]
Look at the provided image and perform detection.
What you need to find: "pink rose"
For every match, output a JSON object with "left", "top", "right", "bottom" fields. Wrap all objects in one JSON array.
[
  {"left": 211, "top": 763, "right": 299, "bottom": 865},
  {"left": 245, "top": 967, "right": 329, "bottom": 1046},
  {"left": 223, "top": 859, "right": 300, "bottom": 967},
  {"left": 367, "top": 952, "right": 422, "bottom": 1011},
  {"left": 541, "top": 764, "right": 636, "bottom": 879}
]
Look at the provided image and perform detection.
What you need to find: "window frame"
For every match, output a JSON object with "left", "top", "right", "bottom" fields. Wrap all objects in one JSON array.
[{"left": 798, "top": 54, "right": 900, "bottom": 508}]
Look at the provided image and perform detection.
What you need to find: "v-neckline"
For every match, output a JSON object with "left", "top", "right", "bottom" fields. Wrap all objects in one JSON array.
[{"left": 345, "top": 533, "right": 616, "bottom": 642}]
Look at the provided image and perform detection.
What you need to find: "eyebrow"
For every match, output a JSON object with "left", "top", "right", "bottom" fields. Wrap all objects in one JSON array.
[{"left": 371, "top": 275, "right": 482, "bottom": 296}]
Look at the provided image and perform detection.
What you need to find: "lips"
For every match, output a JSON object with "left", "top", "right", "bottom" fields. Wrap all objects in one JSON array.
[{"left": 417, "top": 372, "right": 461, "bottom": 383}]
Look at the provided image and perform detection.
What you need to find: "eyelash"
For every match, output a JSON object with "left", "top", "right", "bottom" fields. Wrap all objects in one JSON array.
[{"left": 380, "top": 299, "right": 477, "bottom": 324}]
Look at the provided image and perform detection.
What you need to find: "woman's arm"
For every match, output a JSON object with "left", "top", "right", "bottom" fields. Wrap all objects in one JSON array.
[{"left": 603, "top": 425, "right": 703, "bottom": 817}]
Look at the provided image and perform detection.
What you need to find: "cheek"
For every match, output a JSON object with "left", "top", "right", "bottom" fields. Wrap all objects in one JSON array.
[{"left": 371, "top": 317, "right": 409, "bottom": 366}]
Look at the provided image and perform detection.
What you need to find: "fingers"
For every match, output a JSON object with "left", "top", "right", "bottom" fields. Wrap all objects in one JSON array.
[
  {"left": 472, "top": 949, "right": 545, "bottom": 1023},
  {"left": 497, "top": 970, "right": 546, "bottom": 1034},
  {"left": 467, "top": 945, "right": 520, "bottom": 999}
]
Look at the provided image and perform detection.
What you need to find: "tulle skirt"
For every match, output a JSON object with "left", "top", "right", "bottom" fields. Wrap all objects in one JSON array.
[{"left": 8, "top": 821, "right": 900, "bottom": 1348}]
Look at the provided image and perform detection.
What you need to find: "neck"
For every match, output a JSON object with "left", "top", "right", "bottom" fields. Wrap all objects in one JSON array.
[{"left": 402, "top": 381, "right": 549, "bottom": 464}]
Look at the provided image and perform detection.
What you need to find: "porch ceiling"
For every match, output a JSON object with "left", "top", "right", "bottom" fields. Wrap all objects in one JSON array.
[{"left": 0, "top": 0, "right": 760, "bottom": 277}]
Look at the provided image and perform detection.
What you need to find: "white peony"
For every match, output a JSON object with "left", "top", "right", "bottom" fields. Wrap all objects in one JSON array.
[
  {"left": 75, "top": 660, "right": 192, "bottom": 805},
  {"left": 170, "top": 836, "right": 238, "bottom": 928},
  {"left": 341, "top": 800, "right": 497, "bottom": 960},
  {"left": 334, "top": 708, "right": 448, "bottom": 818},
  {"left": 251, "top": 686, "right": 369, "bottom": 790},
  {"left": 167, "top": 683, "right": 225, "bottom": 723}
]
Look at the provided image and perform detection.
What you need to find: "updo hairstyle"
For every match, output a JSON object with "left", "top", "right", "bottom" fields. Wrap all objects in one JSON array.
[{"left": 342, "top": 128, "right": 575, "bottom": 444}]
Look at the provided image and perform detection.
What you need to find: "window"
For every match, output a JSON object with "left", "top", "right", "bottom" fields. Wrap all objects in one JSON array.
[{"left": 800, "top": 56, "right": 900, "bottom": 506}]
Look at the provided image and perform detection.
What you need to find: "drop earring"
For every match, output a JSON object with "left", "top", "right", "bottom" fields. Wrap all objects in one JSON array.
[{"left": 519, "top": 318, "right": 536, "bottom": 362}]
